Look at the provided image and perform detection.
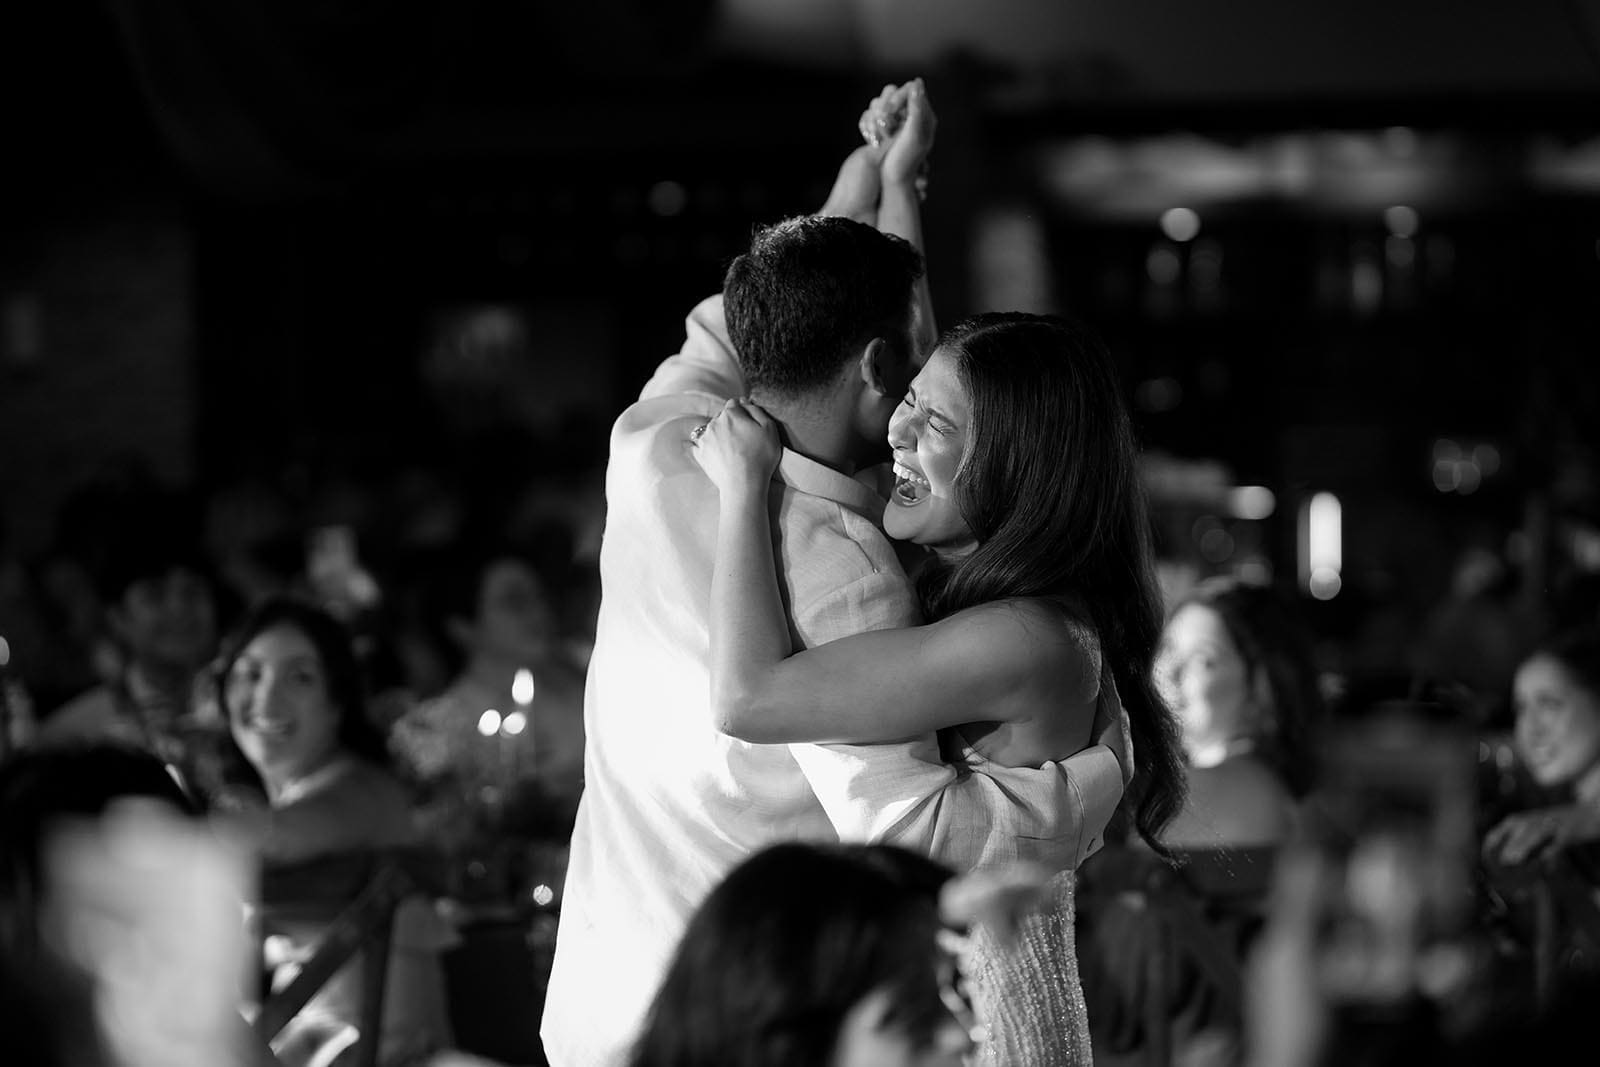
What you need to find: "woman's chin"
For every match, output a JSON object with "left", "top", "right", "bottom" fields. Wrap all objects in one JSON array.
[{"left": 883, "top": 509, "right": 920, "bottom": 545}]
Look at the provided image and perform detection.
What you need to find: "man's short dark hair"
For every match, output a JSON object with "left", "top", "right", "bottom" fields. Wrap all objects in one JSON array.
[{"left": 723, "top": 215, "right": 923, "bottom": 397}]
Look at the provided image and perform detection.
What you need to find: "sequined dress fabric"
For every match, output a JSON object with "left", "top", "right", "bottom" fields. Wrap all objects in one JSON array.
[{"left": 963, "top": 868, "right": 1091, "bottom": 1066}]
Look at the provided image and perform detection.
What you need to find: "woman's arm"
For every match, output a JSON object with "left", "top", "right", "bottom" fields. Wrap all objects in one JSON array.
[
  {"left": 873, "top": 79, "right": 938, "bottom": 357},
  {"left": 691, "top": 398, "right": 794, "bottom": 734},
  {"left": 692, "top": 401, "right": 1091, "bottom": 744},
  {"left": 717, "top": 598, "right": 1092, "bottom": 744}
]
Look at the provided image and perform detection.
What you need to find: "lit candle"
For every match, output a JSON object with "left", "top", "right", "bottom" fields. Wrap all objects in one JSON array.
[{"left": 505, "top": 668, "right": 536, "bottom": 781}]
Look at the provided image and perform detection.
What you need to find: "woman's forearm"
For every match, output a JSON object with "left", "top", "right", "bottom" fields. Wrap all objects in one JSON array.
[
  {"left": 879, "top": 176, "right": 936, "bottom": 357},
  {"left": 709, "top": 482, "right": 794, "bottom": 735}
]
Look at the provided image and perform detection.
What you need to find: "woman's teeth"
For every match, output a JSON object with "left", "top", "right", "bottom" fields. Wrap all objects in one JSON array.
[{"left": 893, "top": 462, "right": 929, "bottom": 504}]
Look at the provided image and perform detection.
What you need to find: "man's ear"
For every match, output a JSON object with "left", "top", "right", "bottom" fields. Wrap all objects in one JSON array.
[{"left": 857, "top": 336, "right": 897, "bottom": 398}]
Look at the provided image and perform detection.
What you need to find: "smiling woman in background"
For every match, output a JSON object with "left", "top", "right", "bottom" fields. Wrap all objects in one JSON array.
[
  {"left": 1483, "top": 625, "right": 1600, "bottom": 867},
  {"left": 215, "top": 595, "right": 457, "bottom": 1067}
]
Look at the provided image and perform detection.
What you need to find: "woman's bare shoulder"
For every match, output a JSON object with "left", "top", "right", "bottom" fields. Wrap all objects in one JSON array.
[{"left": 939, "top": 597, "right": 1102, "bottom": 702}]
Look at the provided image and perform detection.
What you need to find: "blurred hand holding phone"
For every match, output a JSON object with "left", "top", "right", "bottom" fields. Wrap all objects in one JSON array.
[
  {"left": 1245, "top": 695, "right": 1492, "bottom": 1067},
  {"left": 1306, "top": 698, "right": 1483, "bottom": 1012}
]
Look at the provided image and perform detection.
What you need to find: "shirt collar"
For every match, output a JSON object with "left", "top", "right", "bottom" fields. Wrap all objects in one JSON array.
[{"left": 773, "top": 449, "right": 889, "bottom": 526}]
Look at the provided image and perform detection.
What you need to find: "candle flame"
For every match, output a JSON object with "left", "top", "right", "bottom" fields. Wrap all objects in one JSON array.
[{"left": 512, "top": 668, "right": 536, "bottom": 705}]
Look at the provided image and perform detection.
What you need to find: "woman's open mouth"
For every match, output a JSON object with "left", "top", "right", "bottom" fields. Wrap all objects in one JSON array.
[{"left": 892, "top": 462, "right": 930, "bottom": 505}]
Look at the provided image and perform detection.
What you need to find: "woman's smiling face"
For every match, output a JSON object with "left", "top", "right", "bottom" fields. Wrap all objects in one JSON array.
[
  {"left": 884, "top": 347, "right": 977, "bottom": 559},
  {"left": 1514, "top": 653, "right": 1600, "bottom": 789},
  {"left": 225, "top": 623, "right": 342, "bottom": 789}
]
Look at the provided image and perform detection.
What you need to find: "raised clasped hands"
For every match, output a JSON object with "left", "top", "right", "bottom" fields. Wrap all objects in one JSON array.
[
  {"left": 820, "top": 78, "right": 938, "bottom": 221},
  {"left": 871, "top": 78, "right": 936, "bottom": 193},
  {"left": 690, "top": 397, "right": 782, "bottom": 495}
]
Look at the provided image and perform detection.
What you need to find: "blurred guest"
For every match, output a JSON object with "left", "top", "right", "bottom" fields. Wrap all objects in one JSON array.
[
  {"left": 1080, "top": 576, "right": 1324, "bottom": 1067},
  {"left": 629, "top": 840, "right": 976, "bottom": 1067},
  {"left": 391, "top": 542, "right": 586, "bottom": 847},
  {"left": 0, "top": 742, "right": 267, "bottom": 1067},
  {"left": 32, "top": 519, "right": 232, "bottom": 803},
  {"left": 1413, "top": 533, "right": 1529, "bottom": 728},
  {"left": 215, "top": 595, "right": 457, "bottom": 1067},
  {"left": 1155, "top": 576, "right": 1323, "bottom": 849},
  {"left": 1482, "top": 625, "right": 1600, "bottom": 866},
  {"left": 1244, "top": 840, "right": 1596, "bottom": 1067},
  {"left": 201, "top": 476, "right": 303, "bottom": 611}
]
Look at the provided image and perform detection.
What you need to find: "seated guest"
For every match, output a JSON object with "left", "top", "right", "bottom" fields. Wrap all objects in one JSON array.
[
  {"left": 1482, "top": 626, "right": 1600, "bottom": 991},
  {"left": 391, "top": 541, "right": 586, "bottom": 845},
  {"left": 32, "top": 518, "right": 230, "bottom": 804},
  {"left": 215, "top": 595, "right": 457, "bottom": 1067},
  {"left": 1080, "top": 576, "right": 1325, "bottom": 1066},
  {"left": 1483, "top": 625, "right": 1600, "bottom": 867},
  {"left": 629, "top": 840, "right": 979, "bottom": 1067},
  {"left": 1155, "top": 575, "right": 1323, "bottom": 849}
]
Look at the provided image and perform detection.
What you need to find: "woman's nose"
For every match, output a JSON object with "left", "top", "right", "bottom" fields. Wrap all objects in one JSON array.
[
  {"left": 888, "top": 407, "right": 915, "bottom": 449},
  {"left": 245, "top": 672, "right": 285, "bottom": 714}
]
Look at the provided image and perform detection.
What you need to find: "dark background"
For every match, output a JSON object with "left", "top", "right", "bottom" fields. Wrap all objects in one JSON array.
[{"left": 4, "top": 0, "right": 1599, "bottom": 709}]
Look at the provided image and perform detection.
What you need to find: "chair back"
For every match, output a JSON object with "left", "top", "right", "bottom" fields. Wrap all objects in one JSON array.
[
  {"left": 251, "top": 847, "right": 449, "bottom": 1067},
  {"left": 1077, "top": 842, "right": 1280, "bottom": 1067}
]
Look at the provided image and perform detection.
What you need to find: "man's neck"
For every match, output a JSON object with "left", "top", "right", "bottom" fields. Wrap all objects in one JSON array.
[{"left": 758, "top": 393, "right": 865, "bottom": 476}]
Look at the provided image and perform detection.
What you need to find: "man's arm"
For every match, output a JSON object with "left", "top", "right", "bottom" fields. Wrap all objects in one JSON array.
[
  {"left": 787, "top": 571, "right": 1132, "bottom": 873},
  {"left": 635, "top": 139, "right": 875, "bottom": 405},
  {"left": 641, "top": 84, "right": 930, "bottom": 404},
  {"left": 639, "top": 294, "right": 745, "bottom": 403}
]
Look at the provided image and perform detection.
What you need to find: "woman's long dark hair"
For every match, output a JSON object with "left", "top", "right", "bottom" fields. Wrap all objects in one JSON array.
[
  {"left": 916, "top": 311, "right": 1186, "bottom": 854},
  {"left": 630, "top": 842, "right": 954, "bottom": 1067}
]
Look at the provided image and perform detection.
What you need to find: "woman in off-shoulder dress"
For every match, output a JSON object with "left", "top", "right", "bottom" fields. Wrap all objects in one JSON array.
[{"left": 691, "top": 293, "right": 1187, "bottom": 1062}]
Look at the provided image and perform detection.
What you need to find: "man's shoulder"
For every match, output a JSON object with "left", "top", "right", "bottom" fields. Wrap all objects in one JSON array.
[
  {"left": 771, "top": 488, "right": 919, "bottom": 637},
  {"left": 637, "top": 293, "right": 744, "bottom": 402},
  {"left": 775, "top": 483, "right": 896, "bottom": 561},
  {"left": 614, "top": 393, "right": 718, "bottom": 442}
]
